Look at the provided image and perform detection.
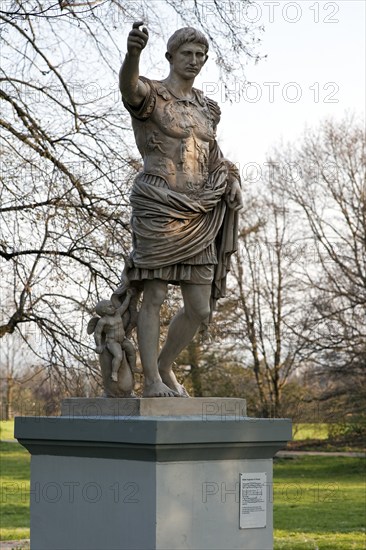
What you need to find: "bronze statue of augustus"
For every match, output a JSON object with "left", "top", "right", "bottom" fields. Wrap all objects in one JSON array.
[{"left": 114, "top": 22, "right": 243, "bottom": 398}]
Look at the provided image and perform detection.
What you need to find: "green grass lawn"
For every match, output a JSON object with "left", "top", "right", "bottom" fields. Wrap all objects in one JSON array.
[
  {"left": 0, "top": 442, "right": 30, "bottom": 541},
  {"left": 1, "top": 424, "right": 365, "bottom": 547},
  {"left": 293, "top": 423, "right": 329, "bottom": 440},
  {"left": 290, "top": 421, "right": 365, "bottom": 452},
  {"left": 0, "top": 420, "right": 16, "bottom": 441},
  {"left": 274, "top": 456, "right": 365, "bottom": 549}
]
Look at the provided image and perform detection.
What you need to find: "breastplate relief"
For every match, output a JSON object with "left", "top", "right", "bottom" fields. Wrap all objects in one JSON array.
[{"left": 133, "top": 83, "right": 216, "bottom": 195}]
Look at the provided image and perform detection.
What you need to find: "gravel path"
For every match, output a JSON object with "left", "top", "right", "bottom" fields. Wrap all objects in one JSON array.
[
  {"left": 276, "top": 450, "right": 365, "bottom": 458},
  {"left": 0, "top": 541, "right": 29, "bottom": 550}
]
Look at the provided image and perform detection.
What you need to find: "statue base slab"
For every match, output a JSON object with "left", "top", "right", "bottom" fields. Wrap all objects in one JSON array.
[
  {"left": 15, "top": 398, "right": 291, "bottom": 550},
  {"left": 61, "top": 396, "right": 247, "bottom": 417}
]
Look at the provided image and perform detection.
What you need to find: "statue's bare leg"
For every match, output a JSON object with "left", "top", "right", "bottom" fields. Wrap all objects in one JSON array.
[
  {"left": 107, "top": 342, "right": 123, "bottom": 382},
  {"left": 158, "top": 282, "right": 211, "bottom": 396},
  {"left": 138, "top": 279, "right": 179, "bottom": 397},
  {"left": 123, "top": 340, "right": 137, "bottom": 372}
]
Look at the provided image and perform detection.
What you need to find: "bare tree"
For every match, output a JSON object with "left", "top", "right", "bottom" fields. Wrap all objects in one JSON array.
[
  {"left": 219, "top": 187, "right": 312, "bottom": 417},
  {"left": 268, "top": 116, "right": 366, "bottom": 414}
]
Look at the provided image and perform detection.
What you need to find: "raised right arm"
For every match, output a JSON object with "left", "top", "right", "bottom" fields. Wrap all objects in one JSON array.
[
  {"left": 119, "top": 21, "right": 149, "bottom": 107},
  {"left": 116, "top": 289, "right": 133, "bottom": 317}
]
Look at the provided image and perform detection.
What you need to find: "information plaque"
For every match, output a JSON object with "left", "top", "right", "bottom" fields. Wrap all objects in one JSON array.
[{"left": 239, "top": 472, "right": 267, "bottom": 529}]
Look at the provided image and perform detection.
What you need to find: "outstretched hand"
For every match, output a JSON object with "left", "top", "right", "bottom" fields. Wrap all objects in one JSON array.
[{"left": 127, "top": 21, "right": 149, "bottom": 56}]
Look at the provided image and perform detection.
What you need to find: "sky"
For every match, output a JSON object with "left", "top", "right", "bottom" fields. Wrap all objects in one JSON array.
[{"left": 193, "top": 0, "right": 366, "bottom": 168}]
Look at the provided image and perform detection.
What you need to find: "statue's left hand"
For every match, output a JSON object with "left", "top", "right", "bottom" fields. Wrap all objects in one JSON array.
[{"left": 226, "top": 179, "right": 243, "bottom": 211}]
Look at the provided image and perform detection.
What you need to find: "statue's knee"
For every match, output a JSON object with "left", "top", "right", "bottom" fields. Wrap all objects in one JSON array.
[
  {"left": 114, "top": 351, "right": 123, "bottom": 362},
  {"left": 143, "top": 284, "right": 167, "bottom": 309},
  {"left": 189, "top": 303, "right": 210, "bottom": 324}
]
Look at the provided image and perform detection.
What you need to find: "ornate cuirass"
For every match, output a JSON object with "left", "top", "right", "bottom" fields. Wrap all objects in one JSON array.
[{"left": 124, "top": 79, "right": 221, "bottom": 194}]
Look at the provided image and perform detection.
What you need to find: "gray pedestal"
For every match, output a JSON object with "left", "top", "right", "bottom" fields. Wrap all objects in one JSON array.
[{"left": 15, "top": 398, "right": 291, "bottom": 550}]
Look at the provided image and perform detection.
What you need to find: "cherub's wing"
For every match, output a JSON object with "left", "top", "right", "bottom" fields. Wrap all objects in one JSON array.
[{"left": 87, "top": 317, "right": 99, "bottom": 335}]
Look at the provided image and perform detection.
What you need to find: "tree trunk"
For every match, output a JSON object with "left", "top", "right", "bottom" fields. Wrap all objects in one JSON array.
[
  {"left": 5, "top": 375, "right": 14, "bottom": 420},
  {"left": 188, "top": 341, "right": 203, "bottom": 397}
]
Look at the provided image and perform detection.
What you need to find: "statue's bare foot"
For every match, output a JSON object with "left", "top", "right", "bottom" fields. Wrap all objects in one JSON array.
[
  {"left": 175, "top": 384, "right": 190, "bottom": 397},
  {"left": 111, "top": 372, "right": 118, "bottom": 382},
  {"left": 143, "top": 380, "right": 179, "bottom": 397},
  {"left": 159, "top": 369, "right": 190, "bottom": 397}
]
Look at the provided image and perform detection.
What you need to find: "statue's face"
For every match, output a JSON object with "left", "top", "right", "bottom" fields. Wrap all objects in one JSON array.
[
  {"left": 103, "top": 303, "right": 116, "bottom": 315},
  {"left": 169, "top": 42, "right": 207, "bottom": 80}
]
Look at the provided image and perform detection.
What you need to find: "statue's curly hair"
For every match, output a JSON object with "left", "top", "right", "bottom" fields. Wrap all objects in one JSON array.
[
  {"left": 95, "top": 299, "right": 113, "bottom": 316},
  {"left": 166, "top": 27, "right": 209, "bottom": 55}
]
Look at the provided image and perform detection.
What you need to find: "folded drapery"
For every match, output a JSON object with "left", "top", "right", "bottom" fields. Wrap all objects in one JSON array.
[{"left": 125, "top": 161, "right": 238, "bottom": 320}]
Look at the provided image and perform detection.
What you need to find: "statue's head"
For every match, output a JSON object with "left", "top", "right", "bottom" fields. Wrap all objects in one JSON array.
[
  {"left": 165, "top": 27, "right": 209, "bottom": 75},
  {"left": 166, "top": 27, "right": 209, "bottom": 56},
  {"left": 95, "top": 300, "right": 115, "bottom": 316}
]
